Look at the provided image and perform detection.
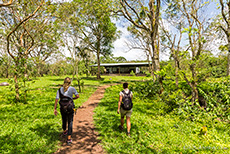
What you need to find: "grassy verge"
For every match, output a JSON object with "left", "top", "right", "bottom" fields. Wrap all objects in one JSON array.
[
  {"left": 0, "top": 75, "right": 149, "bottom": 153},
  {"left": 94, "top": 84, "right": 230, "bottom": 154}
]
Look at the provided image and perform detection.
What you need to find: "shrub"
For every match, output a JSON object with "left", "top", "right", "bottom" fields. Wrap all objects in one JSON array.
[{"left": 130, "top": 70, "right": 135, "bottom": 76}]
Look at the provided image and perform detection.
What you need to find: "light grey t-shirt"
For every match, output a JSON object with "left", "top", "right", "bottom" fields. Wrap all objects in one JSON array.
[{"left": 56, "top": 86, "right": 78, "bottom": 99}]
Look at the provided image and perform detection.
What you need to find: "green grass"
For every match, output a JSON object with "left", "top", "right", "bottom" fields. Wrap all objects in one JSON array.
[
  {"left": 94, "top": 85, "right": 230, "bottom": 154},
  {"left": 0, "top": 75, "right": 149, "bottom": 154}
]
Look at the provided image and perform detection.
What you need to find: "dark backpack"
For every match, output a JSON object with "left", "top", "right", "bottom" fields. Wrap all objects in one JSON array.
[
  {"left": 121, "top": 90, "right": 133, "bottom": 110},
  {"left": 58, "top": 88, "right": 74, "bottom": 114}
]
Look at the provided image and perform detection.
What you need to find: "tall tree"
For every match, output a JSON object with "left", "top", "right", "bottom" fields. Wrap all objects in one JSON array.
[
  {"left": 161, "top": 21, "right": 183, "bottom": 88},
  {"left": 54, "top": 1, "right": 92, "bottom": 80},
  {"left": 165, "top": 0, "right": 213, "bottom": 104},
  {"left": 78, "top": 0, "right": 119, "bottom": 79},
  {"left": 1, "top": 0, "right": 45, "bottom": 102},
  {"left": 119, "top": 0, "right": 161, "bottom": 79},
  {"left": 126, "top": 25, "right": 153, "bottom": 76},
  {"left": 219, "top": 0, "right": 230, "bottom": 76}
]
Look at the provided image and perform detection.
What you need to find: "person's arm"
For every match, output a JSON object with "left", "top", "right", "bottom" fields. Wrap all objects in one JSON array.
[
  {"left": 54, "top": 99, "right": 58, "bottom": 116},
  {"left": 73, "top": 94, "right": 79, "bottom": 100},
  {"left": 72, "top": 87, "right": 79, "bottom": 100},
  {"left": 117, "top": 95, "right": 122, "bottom": 114}
]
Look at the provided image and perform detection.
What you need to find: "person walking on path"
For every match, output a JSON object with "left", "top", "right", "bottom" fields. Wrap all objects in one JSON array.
[
  {"left": 54, "top": 77, "right": 79, "bottom": 145},
  {"left": 117, "top": 82, "right": 133, "bottom": 136}
]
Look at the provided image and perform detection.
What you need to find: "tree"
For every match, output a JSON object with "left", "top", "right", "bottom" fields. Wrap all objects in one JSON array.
[
  {"left": 161, "top": 21, "right": 183, "bottom": 88},
  {"left": 219, "top": 0, "right": 230, "bottom": 76},
  {"left": 54, "top": 1, "right": 93, "bottom": 80},
  {"left": 165, "top": 0, "right": 213, "bottom": 104},
  {"left": 126, "top": 24, "right": 154, "bottom": 76},
  {"left": 1, "top": 0, "right": 45, "bottom": 102},
  {"left": 29, "top": 19, "right": 62, "bottom": 76},
  {"left": 119, "top": 0, "right": 161, "bottom": 79},
  {"left": 78, "top": 0, "right": 119, "bottom": 79}
]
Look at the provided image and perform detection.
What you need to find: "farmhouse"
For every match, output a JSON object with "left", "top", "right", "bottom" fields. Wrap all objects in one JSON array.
[{"left": 90, "top": 62, "right": 151, "bottom": 75}]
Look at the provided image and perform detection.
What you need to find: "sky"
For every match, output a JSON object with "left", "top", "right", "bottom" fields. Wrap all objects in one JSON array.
[
  {"left": 112, "top": 19, "right": 171, "bottom": 61},
  {"left": 112, "top": 21, "right": 148, "bottom": 61}
]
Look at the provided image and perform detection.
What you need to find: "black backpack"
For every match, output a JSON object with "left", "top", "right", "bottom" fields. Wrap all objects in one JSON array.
[
  {"left": 121, "top": 90, "right": 133, "bottom": 110},
  {"left": 58, "top": 88, "right": 74, "bottom": 114}
]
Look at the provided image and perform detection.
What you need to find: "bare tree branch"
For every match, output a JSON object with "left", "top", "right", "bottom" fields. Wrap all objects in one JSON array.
[
  {"left": 6, "top": 0, "right": 44, "bottom": 60},
  {"left": 220, "top": 0, "right": 229, "bottom": 27},
  {"left": 0, "top": 0, "right": 13, "bottom": 7},
  {"left": 120, "top": 0, "right": 149, "bottom": 31}
]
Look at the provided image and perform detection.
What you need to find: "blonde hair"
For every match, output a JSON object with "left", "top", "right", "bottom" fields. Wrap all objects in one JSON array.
[{"left": 63, "top": 77, "right": 71, "bottom": 92}]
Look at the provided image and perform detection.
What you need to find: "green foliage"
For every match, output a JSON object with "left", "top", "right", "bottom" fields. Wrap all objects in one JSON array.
[
  {"left": 129, "top": 80, "right": 161, "bottom": 98},
  {"left": 197, "top": 78, "right": 230, "bottom": 120},
  {"left": 145, "top": 71, "right": 151, "bottom": 77},
  {"left": 130, "top": 70, "right": 135, "bottom": 76}
]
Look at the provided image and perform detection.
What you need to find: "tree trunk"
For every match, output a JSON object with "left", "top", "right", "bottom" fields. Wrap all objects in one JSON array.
[
  {"left": 227, "top": 51, "right": 230, "bottom": 76},
  {"left": 96, "top": 49, "right": 101, "bottom": 79},
  {"left": 190, "top": 63, "right": 199, "bottom": 102},
  {"left": 175, "top": 59, "right": 179, "bottom": 87},
  {"left": 14, "top": 63, "right": 20, "bottom": 102},
  {"left": 149, "top": 0, "right": 160, "bottom": 76},
  {"left": 227, "top": 41, "right": 230, "bottom": 76},
  {"left": 72, "top": 66, "right": 75, "bottom": 81}
]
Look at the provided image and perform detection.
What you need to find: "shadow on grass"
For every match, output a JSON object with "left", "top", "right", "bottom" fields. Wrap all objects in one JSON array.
[
  {"left": 49, "top": 78, "right": 65, "bottom": 82},
  {"left": 0, "top": 123, "right": 60, "bottom": 154},
  {"left": 30, "top": 123, "right": 60, "bottom": 141},
  {"left": 81, "top": 77, "right": 105, "bottom": 81}
]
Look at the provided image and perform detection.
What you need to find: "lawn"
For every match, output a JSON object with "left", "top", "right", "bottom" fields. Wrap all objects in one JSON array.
[
  {"left": 94, "top": 84, "right": 230, "bottom": 154},
  {"left": 0, "top": 75, "right": 149, "bottom": 154}
]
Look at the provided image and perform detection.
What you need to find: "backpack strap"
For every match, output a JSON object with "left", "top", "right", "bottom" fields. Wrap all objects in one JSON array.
[
  {"left": 122, "top": 90, "right": 131, "bottom": 96},
  {"left": 127, "top": 90, "right": 131, "bottom": 95},
  {"left": 58, "top": 88, "right": 72, "bottom": 100},
  {"left": 58, "top": 88, "right": 64, "bottom": 98}
]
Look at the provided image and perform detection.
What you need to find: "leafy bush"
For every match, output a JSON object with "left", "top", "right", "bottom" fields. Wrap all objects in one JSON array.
[
  {"left": 145, "top": 71, "right": 151, "bottom": 77},
  {"left": 130, "top": 70, "right": 135, "bottom": 76},
  {"left": 197, "top": 79, "right": 230, "bottom": 121},
  {"left": 129, "top": 80, "right": 161, "bottom": 98}
]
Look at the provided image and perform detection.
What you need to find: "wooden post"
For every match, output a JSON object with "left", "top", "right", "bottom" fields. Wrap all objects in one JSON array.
[{"left": 119, "top": 67, "right": 120, "bottom": 76}]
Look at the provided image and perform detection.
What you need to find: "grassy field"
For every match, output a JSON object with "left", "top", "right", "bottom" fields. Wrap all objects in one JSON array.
[
  {"left": 94, "top": 84, "right": 230, "bottom": 154},
  {"left": 0, "top": 75, "right": 149, "bottom": 154}
]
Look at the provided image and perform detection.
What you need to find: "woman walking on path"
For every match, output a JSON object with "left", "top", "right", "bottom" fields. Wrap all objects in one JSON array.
[
  {"left": 54, "top": 77, "right": 79, "bottom": 145},
  {"left": 117, "top": 82, "right": 133, "bottom": 136}
]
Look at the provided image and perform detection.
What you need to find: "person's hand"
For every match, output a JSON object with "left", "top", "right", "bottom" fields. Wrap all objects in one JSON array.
[
  {"left": 117, "top": 109, "right": 120, "bottom": 114},
  {"left": 54, "top": 109, "right": 58, "bottom": 116}
]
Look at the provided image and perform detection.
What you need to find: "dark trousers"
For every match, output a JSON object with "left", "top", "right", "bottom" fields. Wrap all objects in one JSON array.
[{"left": 61, "top": 111, "right": 74, "bottom": 135}]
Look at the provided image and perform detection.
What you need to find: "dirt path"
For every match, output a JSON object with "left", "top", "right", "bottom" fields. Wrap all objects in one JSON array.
[{"left": 54, "top": 84, "right": 112, "bottom": 154}]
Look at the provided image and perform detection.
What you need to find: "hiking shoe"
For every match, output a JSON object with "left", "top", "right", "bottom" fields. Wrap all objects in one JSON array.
[
  {"left": 63, "top": 131, "right": 67, "bottom": 136},
  {"left": 127, "top": 132, "right": 131, "bottom": 137},
  {"left": 67, "top": 139, "right": 72, "bottom": 145},
  {"left": 118, "top": 125, "right": 123, "bottom": 131}
]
